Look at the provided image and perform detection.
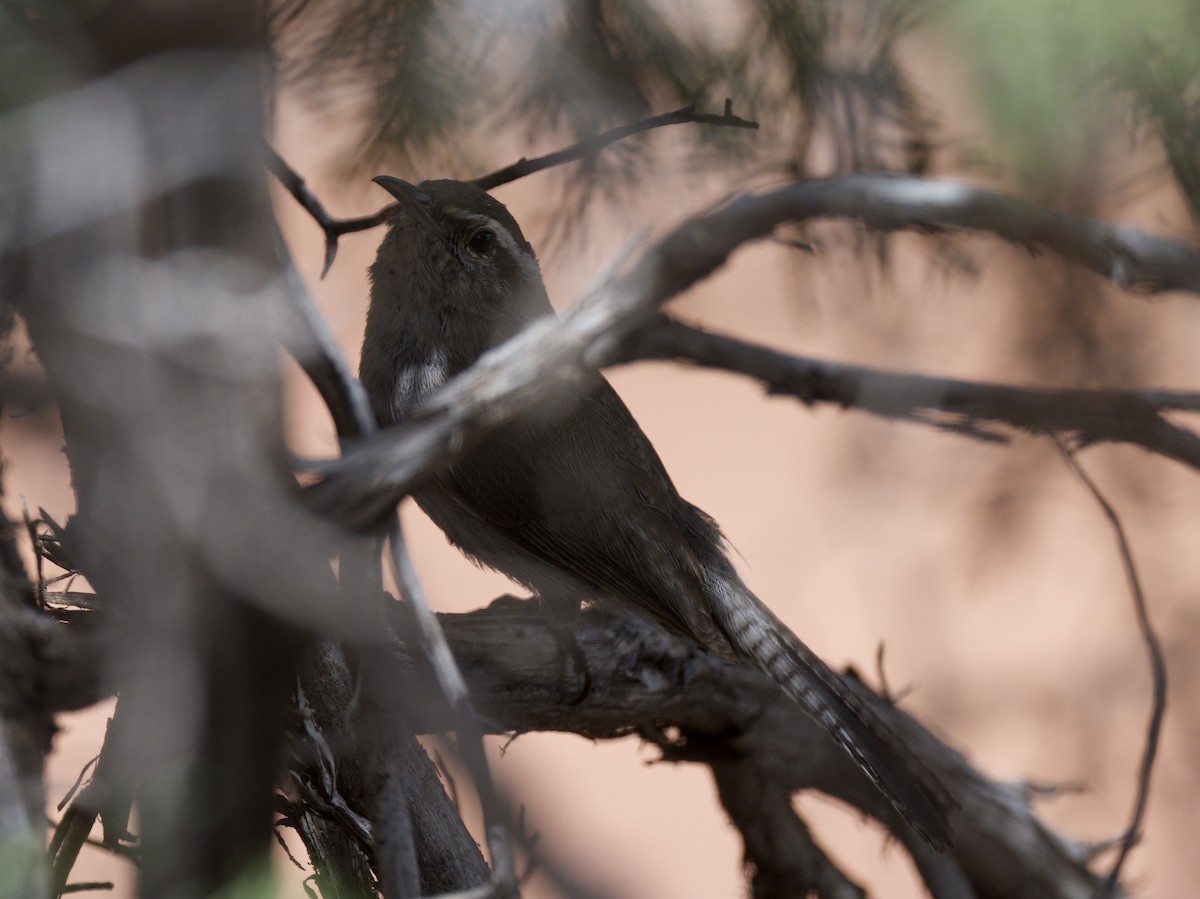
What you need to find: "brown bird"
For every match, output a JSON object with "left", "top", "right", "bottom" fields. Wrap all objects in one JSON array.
[{"left": 359, "top": 176, "right": 952, "bottom": 849}]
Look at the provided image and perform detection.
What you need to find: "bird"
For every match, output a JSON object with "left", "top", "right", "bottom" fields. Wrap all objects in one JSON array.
[{"left": 359, "top": 175, "right": 952, "bottom": 849}]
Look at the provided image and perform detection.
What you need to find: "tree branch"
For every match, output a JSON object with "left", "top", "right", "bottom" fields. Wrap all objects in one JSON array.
[
  {"left": 269, "top": 102, "right": 758, "bottom": 275},
  {"left": 710, "top": 757, "right": 866, "bottom": 899},
  {"left": 267, "top": 145, "right": 350, "bottom": 278},
  {"left": 398, "top": 597, "right": 1121, "bottom": 899},
  {"left": 629, "top": 316, "right": 1200, "bottom": 468},
  {"left": 470, "top": 100, "right": 759, "bottom": 191},
  {"left": 306, "top": 175, "right": 1200, "bottom": 530}
]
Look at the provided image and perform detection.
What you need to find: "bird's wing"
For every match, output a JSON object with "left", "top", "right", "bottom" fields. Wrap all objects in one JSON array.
[{"left": 433, "top": 376, "right": 728, "bottom": 649}]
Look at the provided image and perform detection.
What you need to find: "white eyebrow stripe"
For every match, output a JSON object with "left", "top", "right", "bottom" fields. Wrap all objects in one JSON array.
[
  {"left": 445, "top": 209, "right": 530, "bottom": 260},
  {"left": 492, "top": 225, "right": 526, "bottom": 259}
]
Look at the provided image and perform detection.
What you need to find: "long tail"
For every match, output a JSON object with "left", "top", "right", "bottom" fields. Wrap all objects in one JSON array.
[{"left": 707, "top": 571, "right": 953, "bottom": 850}]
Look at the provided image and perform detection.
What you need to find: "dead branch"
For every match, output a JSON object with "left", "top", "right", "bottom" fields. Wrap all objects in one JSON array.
[
  {"left": 270, "top": 102, "right": 758, "bottom": 276},
  {"left": 629, "top": 316, "right": 1200, "bottom": 467},
  {"left": 711, "top": 758, "right": 868, "bottom": 899},
  {"left": 391, "top": 597, "right": 1119, "bottom": 899},
  {"left": 470, "top": 100, "right": 760, "bottom": 191}
]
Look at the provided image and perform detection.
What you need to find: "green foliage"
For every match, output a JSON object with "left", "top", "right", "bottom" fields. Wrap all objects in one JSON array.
[
  {"left": 269, "top": 0, "right": 940, "bottom": 226},
  {"left": 946, "top": 0, "right": 1200, "bottom": 195}
]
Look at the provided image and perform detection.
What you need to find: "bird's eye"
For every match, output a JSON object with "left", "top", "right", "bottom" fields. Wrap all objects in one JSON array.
[{"left": 467, "top": 228, "right": 496, "bottom": 256}]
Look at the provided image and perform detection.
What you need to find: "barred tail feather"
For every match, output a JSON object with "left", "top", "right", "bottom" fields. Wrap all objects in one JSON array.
[{"left": 708, "top": 573, "right": 953, "bottom": 850}]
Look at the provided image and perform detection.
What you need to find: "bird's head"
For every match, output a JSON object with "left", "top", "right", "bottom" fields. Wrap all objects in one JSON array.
[{"left": 368, "top": 176, "right": 548, "bottom": 330}]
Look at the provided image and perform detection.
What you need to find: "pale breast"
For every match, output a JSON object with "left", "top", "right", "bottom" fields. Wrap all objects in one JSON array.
[{"left": 390, "top": 347, "right": 450, "bottom": 418}]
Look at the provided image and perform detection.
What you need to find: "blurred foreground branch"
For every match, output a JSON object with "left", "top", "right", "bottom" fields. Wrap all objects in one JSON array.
[
  {"left": 280, "top": 216, "right": 520, "bottom": 895},
  {"left": 7, "top": 36, "right": 369, "bottom": 898}
]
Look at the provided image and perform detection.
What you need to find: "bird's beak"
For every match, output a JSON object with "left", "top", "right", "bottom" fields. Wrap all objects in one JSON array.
[{"left": 373, "top": 175, "right": 432, "bottom": 217}]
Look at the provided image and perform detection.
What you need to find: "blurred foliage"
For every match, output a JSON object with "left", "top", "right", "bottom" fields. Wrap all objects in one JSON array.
[
  {"left": 267, "top": 0, "right": 1200, "bottom": 225},
  {"left": 1115, "top": 34, "right": 1200, "bottom": 220},
  {"left": 268, "top": 0, "right": 937, "bottom": 191},
  {"left": 945, "top": 0, "right": 1200, "bottom": 211},
  {"left": 4, "top": 0, "right": 1198, "bottom": 218},
  {"left": 738, "top": 0, "right": 934, "bottom": 175},
  {"left": 268, "top": 0, "right": 488, "bottom": 174}
]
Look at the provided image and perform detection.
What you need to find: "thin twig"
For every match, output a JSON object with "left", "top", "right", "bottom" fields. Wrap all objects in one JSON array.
[
  {"left": 1052, "top": 439, "right": 1167, "bottom": 897},
  {"left": 50, "top": 806, "right": 97, "bottom": 896},
  {"left": 78, "top": 836, "right": 138, "bottom": 861},
  {"left": 432, "top": 749, "right": 462, "bottom": 812},
  {"left": 56, "top": 754, "right": 98, "bottom": 812},
  {"left": 471, "top": 100, "right": 759, "bottom": 191},
  {"left": 272, "top": 822, "right": 309, "bottom": 872},
  {"left": 269, "top": 102, "right": 758, "bottom": 275},
  {"left": 276, "top": 238, "right": 376, "bottom": 437}
]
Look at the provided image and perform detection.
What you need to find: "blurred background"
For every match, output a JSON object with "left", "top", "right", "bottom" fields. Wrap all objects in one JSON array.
[{"left": 7, "top": 0, "right": 1200, "bottom": 895}]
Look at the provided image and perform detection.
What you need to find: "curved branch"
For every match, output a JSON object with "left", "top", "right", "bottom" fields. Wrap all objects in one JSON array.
[
  {"left": 307, "top": 175, "right": 1200, "bottom": 529},
  {"left": 710, "top": 758, "right": 867, "bottom": 899},
  {"left": 763, "top": 176, "right": 1200, "bottom": 294}
]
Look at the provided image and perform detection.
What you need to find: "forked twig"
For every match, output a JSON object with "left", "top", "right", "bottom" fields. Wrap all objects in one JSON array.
[{"left": 269, "top": 102, "right": 758, "bottom": 275}]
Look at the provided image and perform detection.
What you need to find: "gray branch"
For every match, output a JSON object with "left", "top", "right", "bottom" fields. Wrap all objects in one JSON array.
[
  {"left": 628, "top": 316, "right": 1200, "bottom": 468},
  {"left": 308, "top": 174, "right": 1200, "bottom": 529}
]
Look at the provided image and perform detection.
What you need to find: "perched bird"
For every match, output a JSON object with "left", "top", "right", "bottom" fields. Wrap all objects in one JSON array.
[{"left": 360, "top": 176, "right": 951, "bottom": 848}]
